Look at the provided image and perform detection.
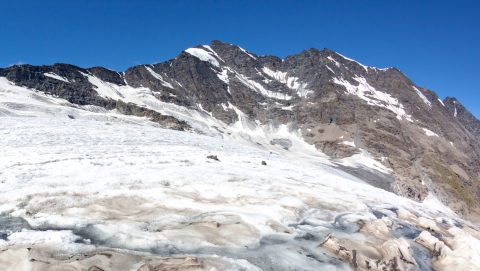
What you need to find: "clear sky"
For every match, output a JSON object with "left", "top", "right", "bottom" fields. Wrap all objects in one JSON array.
[{"left": 1, "top": 0, "right": 479, "bottom": 118}]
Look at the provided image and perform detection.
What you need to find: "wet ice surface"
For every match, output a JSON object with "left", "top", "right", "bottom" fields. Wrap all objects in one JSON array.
[{"left": 0, "top": 117, "right": 479, "bottom": 271}]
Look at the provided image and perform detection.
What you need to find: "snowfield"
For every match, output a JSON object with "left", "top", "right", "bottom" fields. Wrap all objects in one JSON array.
[{"left": 0, "top": 117, "right": 479, "bottom": 271}]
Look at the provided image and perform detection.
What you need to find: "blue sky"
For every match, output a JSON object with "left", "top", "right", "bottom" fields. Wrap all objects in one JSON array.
[{"left": 1, "top": 0, "right": 479, "bottom": 118}]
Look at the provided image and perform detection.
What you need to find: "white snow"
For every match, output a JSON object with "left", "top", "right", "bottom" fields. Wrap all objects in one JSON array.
[
  {"left": 144, "top": 66, "right": 174, "bottom": 89},
  {"left": 202, "top": 45, "right": 225, "bottom": 63},
  {"left": 454, "top": 107, "right": 458, "bottom": 117},
  {"left": 238, "top": 46, "right": 257, "bottom": 60},
  {"left": 423, "top": 128, "right": 439, "bottom": 137},
  {"left": 262, "top": 67, "right": 288, "bottom": 82},
  {"left": 185, "top": 47, "right": 220, "bottom": 67},
  {"left": 0, "top": 116, "right": 474, "bottom": 270},
  {"left": 327, "top": 56, "right": 340, "bottom": 67},
  {"left": 326, "top": 66, "right": 335, "bottom": 74},
  {"left": 80, "top": 71, "right": 125, "bottom": 100},
  {"left": 2, "top": 73, "right": 480, "bottom": 269},
  {"left": 335, "top": 52, "right": 369, "bottom": 72},
  {"left": 261, "top": 67, "right": 312, "bottom": 98},
  {"left": 214, "top": 67, "right": 230, "bottom": 90},
  {"left": 235, "top": 72, "right": 292, "bottom": 100},
  {"left": 342, "top": 141, "right": 355, "bottom": 147},
  {"left": 0, "top": 74, "right": 409, "bottom": 176},
  {"left": 333, "top": 76, "right": 413, "bottom": 122},
  {"left": 412, "top": 86, "right": 431, "bottom": 108},
  {"left": 197, "top": 103, "right": 212, "bottom": 117},
  {"left": 43, "top": 72, "right": 70, "bottom": 83},
  {"left": 438, "top": 98, "right": 445, "bottom": 106},
  {"left": 422, "top": 192, "right": 456, "bottom": 217},
  {"left": 340, "top": 149, "right": 392, "bottom": 174},
  {"left": 0, "top": 77, "right": 169, "bottom": 128}
]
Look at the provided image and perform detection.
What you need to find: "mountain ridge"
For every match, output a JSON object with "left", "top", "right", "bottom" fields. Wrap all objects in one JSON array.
[{"left": 1, "top": 40, "right": 479, "bottom": 222}]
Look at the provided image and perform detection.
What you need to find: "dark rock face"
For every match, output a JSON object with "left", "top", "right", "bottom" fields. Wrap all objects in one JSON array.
[
  {"left": 2, "top": 40, "right": 480, "bottom": 222},
  {"left": 0, "top": 64, "right": 190, "bottom": 131}
]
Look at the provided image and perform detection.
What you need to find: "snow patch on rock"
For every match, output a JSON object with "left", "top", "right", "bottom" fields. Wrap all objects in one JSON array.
[
  {"left": 235, "top": 72, "right": 292, "bottom": 100},
  {"left": 335, "top": 52, "right": 369, "bottom": 72},
  {"left": 412, "top": 86, "right": 432, "bottom": 108},
  {"left": 44, "top": 72, "right": 70, "bottom": 83},
  {"left": 262, "top": 67, "right": 312, "bottom": 98},
  {"left": 333, "top": 76, "right": 413, "bottom": 122},
  {"left": 144, "top": 66, "right": 174, "bottom": 89},
  {"left": 238, "top": 46, "right": 257, "bottom": 60},
  {"left": 185, "top": 47, "right": 220, "bottom": 67},
  {"left": 422, "top": 128, "right": 439, "bottom": 137}
]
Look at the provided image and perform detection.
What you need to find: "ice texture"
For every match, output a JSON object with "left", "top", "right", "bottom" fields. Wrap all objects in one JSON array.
[
  {"left": 1, "top": 72, "right": 480, "bottom": 270},
  {"left": 0, "top": 116, "right": 479, "bottom": 270}
]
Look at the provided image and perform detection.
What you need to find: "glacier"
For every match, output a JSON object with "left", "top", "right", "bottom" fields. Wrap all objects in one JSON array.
[{"left": 0, "top": 115, "right": 479, "bottom": 270}]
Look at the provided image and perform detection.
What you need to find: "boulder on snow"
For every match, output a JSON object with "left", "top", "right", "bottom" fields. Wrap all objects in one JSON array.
[{"left": 207, "top": 155, "right": 219, "bottom": 161}]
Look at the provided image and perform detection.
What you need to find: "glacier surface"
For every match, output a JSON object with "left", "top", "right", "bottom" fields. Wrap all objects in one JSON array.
[{"left": 0, "top": 117, "right": 479, "bottom": 270}]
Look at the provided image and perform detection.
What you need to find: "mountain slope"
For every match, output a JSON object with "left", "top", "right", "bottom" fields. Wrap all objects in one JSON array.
[{"left": 1, "top": 40, "right": 479, "bottom": 222}]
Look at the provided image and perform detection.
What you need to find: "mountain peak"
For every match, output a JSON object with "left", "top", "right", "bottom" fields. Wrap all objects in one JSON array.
[{"left": 1, "top": 42, "right": 480, "bottom": 226}]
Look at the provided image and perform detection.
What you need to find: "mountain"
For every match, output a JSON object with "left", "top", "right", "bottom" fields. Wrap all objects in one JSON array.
[{"left": 1, "top": 40, "right": 479, "bottom": 224}]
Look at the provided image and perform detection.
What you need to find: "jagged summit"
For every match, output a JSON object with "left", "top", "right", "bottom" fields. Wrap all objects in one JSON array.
[{"left": 1, "top": 41, "right": 480, "bottom": 222}]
